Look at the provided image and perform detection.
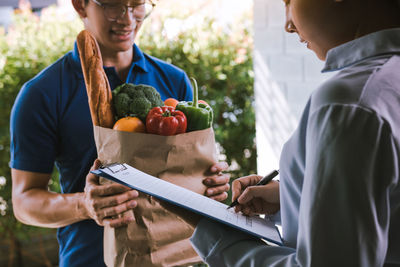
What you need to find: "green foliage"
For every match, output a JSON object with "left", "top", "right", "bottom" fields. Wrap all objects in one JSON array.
[{"left": 0, "top": 3, "right": 255, "bottom": 250}]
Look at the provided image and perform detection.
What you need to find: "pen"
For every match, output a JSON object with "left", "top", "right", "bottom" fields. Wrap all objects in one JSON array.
[{"left": 227, "top": 169, "right": 279, "bottom": 209}]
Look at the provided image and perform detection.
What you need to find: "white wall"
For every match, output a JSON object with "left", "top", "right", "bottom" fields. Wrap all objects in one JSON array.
[
  {"left": 253, "top": 0, "right": 333, "bottom": 175},
  {"left": 0, "top": 7, "right": 13, "bottom": 29}
]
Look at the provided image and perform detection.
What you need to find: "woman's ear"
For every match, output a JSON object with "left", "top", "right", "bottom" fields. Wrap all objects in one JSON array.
[{"left": 72, "top": 0, "right": 87, "bottom": 18}]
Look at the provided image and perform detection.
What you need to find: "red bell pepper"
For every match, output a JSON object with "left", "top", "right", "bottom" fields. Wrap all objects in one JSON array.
[{"left": 146, "top": 106, "right": 187, "bottom": 136}]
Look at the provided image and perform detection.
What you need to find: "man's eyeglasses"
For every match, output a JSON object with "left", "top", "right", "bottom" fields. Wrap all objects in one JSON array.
[{"left": 91, "top": 0, "right": 155, "bottom": 22}]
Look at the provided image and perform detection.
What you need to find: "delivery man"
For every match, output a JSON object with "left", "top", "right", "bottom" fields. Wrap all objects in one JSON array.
[{"left": 10, "top": 0, "right": 230, "bottom": 266}]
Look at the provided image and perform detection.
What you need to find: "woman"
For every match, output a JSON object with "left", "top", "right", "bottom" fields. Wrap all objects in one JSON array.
[{"left": 187, "top": 0, "right": 400, "bottom": 266}]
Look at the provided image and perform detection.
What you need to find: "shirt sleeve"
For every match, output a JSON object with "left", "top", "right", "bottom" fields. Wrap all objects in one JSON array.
[
  {"left": 191, "top": 104, "right": 397, "bottom": 266},
  {"left": 10, "top": 81, "right": 58, "bottom": 173}
]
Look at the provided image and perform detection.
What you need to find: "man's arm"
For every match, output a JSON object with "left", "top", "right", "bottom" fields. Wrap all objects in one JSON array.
[
  {"left": 12, "top": 160, "right": 140, "bottom": 228},
  {"left": 12, "top": 169, "right": 87, "bottom": 228}
]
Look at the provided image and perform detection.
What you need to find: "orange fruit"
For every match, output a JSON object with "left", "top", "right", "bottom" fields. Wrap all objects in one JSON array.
[
  {"left": 113, "top": 117, "right": 146, "bottom": 133},
  {"left": 164, "top": 98, "right": 179, "bottom": 108}
]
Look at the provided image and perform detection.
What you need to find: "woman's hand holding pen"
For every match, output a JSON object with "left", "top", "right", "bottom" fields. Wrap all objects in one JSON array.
[{"left": 232, "top": 175, "right": 280, "bottom": 216}]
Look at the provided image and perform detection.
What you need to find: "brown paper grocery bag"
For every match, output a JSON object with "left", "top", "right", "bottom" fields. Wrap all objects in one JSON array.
[{"left": 94, "top": 126, "right": 217, "bottom": 267}]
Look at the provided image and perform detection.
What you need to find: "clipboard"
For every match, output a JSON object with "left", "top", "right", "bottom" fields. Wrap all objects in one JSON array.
[{"left": 92, "top": 163, "right": 283, "bottom": 246}]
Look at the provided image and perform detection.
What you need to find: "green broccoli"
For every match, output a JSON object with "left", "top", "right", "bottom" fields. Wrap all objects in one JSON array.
[{"left": 113, "top": 83, "right": 164, "bottom": 122}]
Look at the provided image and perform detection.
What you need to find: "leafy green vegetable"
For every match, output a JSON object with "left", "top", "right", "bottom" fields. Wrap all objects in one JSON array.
[{"left": 113, "top": 83, "right": 164, "bottom": 122}]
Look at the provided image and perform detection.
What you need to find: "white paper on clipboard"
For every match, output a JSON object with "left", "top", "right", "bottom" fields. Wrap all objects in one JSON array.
[{"left": 92, "top": 163, "right": 283, "bottom": 246}]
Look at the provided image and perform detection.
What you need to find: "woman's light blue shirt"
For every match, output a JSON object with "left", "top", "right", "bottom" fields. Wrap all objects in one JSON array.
[{"left": 191, "top": 28, "right": 400, "bottom": 266}]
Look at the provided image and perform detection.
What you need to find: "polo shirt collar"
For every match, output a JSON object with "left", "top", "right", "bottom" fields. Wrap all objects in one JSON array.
[
  {"left": 322, "top": 27, "right": 400, "bottom": 72},
  {"left": 71, "top": 42, "right": 83, "bottom": 78},
  {"left": 131, "top": 43, "right": 149, "bottom": 73}
]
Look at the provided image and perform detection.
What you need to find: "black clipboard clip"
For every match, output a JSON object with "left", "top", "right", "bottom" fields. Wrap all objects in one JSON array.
[{"left": 100, "top": 162, "right": 127, "bottom": 174}]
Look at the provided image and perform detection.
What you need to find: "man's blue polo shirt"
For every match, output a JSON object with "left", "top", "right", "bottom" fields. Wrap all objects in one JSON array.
[{"left": 10, "top": 43, "right": 193, "bottom": 267}]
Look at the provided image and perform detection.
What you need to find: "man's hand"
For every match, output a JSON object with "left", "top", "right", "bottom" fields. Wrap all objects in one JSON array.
[
  {"left": 232, "top": 175, "right": 280, "bottom": 216},
  {"left": 203, "top": 162, "right": 230, "bottom": 201},
  {"left": 83, "top": 159, "right": 139, "bottom": 228}
]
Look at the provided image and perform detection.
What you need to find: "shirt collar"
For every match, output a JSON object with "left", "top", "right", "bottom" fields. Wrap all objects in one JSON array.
[
  {"left": 322, "top": 28, "right": 400, "bottom": 72},
  {"left": 71, "top": 42, "right": 149, "bottom": 77},
  {"left": 71, "top": 42, "right": 83, "bottom": 78},
  {"left": 131, "top": 43, "right": 149, "bottom": 73}
]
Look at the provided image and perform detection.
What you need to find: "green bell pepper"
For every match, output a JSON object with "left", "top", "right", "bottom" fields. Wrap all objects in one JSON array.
[{"left": 176, "top": 78, "right": 213, "bottom": 131}]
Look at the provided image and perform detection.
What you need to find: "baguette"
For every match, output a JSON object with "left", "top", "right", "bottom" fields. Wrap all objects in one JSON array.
[{"left": 76, "top": 30, "right": 115, "bottom": 128}]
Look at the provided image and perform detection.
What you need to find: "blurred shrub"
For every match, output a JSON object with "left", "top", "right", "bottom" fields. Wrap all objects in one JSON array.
[{"left": 0, "top": 4, "right": 255, "bottom": 263}]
